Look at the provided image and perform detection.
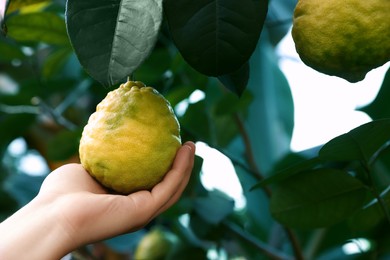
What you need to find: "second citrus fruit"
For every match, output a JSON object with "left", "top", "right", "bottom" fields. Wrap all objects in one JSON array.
[{"left": 292, "top": 0, "right": 390, "bottom": 82}]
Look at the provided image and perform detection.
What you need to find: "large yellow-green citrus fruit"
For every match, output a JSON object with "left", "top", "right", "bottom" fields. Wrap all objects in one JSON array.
[
  {"left": 292, "top": 0, "right": 390, "bottom": 83},
  {"left": 79, "top": 80, "right": 181, "bottom": 194},
  {"left": 134, "top": 228, "right": 175, "bottom": 260}
]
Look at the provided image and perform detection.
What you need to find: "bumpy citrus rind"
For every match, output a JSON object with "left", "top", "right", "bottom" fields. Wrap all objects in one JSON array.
[{"left": 79, "top": 81, "right": 181, "bottom": 194}]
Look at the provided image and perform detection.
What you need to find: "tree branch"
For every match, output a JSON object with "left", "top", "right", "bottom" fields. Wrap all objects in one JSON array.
[
  {"left": 233, "top": 114, "right": 271, "bottom": 195},
  {"left": 233, "top": 113, "right": 304, "bottom": 260},
  {"left": 223, "top": 221, "right": 293, "bottom": 260}
]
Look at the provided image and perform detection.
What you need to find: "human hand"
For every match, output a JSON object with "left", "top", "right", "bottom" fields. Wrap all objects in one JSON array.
[{"left": 0, "top": 141, "right": 195, "bottom": 260}]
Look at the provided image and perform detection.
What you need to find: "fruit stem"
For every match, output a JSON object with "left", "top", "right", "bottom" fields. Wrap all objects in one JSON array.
[{"left": 128, "top": 73, "right": 136, "bottom": 82}]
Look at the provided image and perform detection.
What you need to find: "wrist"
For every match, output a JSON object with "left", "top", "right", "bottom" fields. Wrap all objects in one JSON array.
[{"left": 0, "top": 196, "right": 75, "bottom": 259}]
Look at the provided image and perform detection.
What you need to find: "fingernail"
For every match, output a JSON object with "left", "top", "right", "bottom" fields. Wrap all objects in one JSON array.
[{"left": 184, "top": 141, "right": 195, "bottom": 153}]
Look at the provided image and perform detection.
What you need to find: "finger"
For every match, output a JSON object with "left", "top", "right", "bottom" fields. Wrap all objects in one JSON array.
[
  {"left": 96, "top": 142, "right": 195, "bottom": 234},
  {"left": 151, "top": 141, "right": 195, "bottom": 215},
  {"left": 121, "top": 142, "right": 195, "bottom": 221}
]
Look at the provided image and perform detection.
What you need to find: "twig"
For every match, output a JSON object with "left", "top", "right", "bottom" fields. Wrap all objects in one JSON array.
[
  {"left": 55, "top": 79, "right": 91, "bottom": 115},
  {"left": 304, "top": 229, "right": 327, "bottom": 259},
  {"left": 0, "top": 104, "right": 40, "bottom": 114},
  {"left": 362, "top": 161, "right": 390, "bottom": 226},
  {"left": 233, "top": 113, "right": 304, "bottom": 260},
  {"left": 38, "top": 100, "right": 77, "bottom": 130},
  {"left": 218, "top": 149, "right": 259, "bottom": 177},
  {"left": 223, "top": 221, "right": 293, "bottom": 260},
  {"left": 374, "top": 189, "right": 390, "bottom": 226},
  {"left": 233, "top": 114, "right": 268, "bottom": 184},
  {"left": 283, "top": 228, "right": 305, "bottom": 260}
]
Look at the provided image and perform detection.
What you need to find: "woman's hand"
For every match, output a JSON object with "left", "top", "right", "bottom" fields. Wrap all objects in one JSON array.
[{"left": 0, "top": 141, "right": 195, "bottom": 260}]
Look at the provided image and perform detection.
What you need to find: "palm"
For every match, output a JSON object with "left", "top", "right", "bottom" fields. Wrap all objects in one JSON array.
[{"left": 34, "top": 143, "right": 194, "bottom": 246}]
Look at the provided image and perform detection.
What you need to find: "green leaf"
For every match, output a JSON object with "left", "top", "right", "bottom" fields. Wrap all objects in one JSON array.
[
  {"left": 183, "top": 155, "right": 206, "bottom": 197},
  {"left": 104, "top": 230, "right": 145, "bottom": 254},
  {"left": 214, "top": 90, "right": 253, "bottom": 116},
  {"left": 133, "top": 48, "right": 171, "bottom": 84},
  {"left": 270, "top": 168, "right": 368, "bottom": 229},
  {"left": 233, "top": 164, "right": 273, "bottom": 239},
  {"left": 46, "top": 129, "right": 82, "bottom": 161},
  {"left": 66, "top": 0, "right": 163, "bottom": 86},
  {"left": 6, "top": 0, "right": 49, "bottom": 14},
  {"left": 193, "top": 190, "right": 235, "bottom": 224},
  {"left": 349, "top": 187, "right": 390, "bottom": 232},
  {"left": 319, "top": 119, "right": 390, "bottom": 163},
  {"left": 6, "top": 12, "right": 69, "bottom": 45},
  {"left": 251, "top": 156, "right": 321, "bottom": 190},
  {"left": 168, "top": 241, "right": 208, "bottom": 260},
  {"left": 0, "top": 114, "right": 36, "bottom": 157},
  {"left": 164, "top": 0, "right": 268, "bottom": 76},
  {"left": 165, "top": 85, "right": 195, "bottom": 108},
  {"left": 361, "top": 68, "right": 390, "bottom": 120},
  {"left": 218, "top": 62, "right": 249, "bottom": 96},
  {"left": 42, "top": 47, "right": 73, "bottom": 79},
  {"left": 0, "top": 38, "right": 26, "bottom": 62},
  {"left": 180, "top": 100, "right": 211, "bottom": 142}
]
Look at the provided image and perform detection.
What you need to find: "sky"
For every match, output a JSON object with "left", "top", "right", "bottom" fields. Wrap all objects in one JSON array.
[{"left": 277, "top": 28, "right": 389, "bottom": 152}]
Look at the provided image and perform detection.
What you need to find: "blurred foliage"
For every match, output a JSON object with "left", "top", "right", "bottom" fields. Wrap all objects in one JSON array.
[{"left": 1, "top": 0, "right": 389, "bottom": 259}]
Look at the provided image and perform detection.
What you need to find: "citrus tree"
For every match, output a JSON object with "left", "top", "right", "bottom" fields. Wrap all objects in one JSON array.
[{"left": 1, "top": 0, "right": 390, "bottom": 259}]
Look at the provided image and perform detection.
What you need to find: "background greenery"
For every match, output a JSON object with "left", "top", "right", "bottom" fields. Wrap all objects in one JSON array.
[{"left": 1, "top": 0, "right": 389, "bottom": 259}]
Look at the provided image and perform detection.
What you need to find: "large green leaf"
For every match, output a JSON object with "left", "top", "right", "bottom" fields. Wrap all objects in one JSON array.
[
  {"left": 164, "top": 0, "right": 268, "bottom": 77},
  {"left": 0, "top": 38, "right": 26, "bottom": 62},
  {"left": 0, "top": 114, "right": 36, "bottom": 157},
  {"left": 66, "top": 0, "right": 163, "bottom": 86},
  {"left": 251, "top": 156, "right": 321, "bottom": 190},
  {"left": 183, "top": 156, "right": 206, "bottom": 196},
  {"left": 217, "top": 62, "right": 250, "bottom": 96},
  {"left": 319, "top": 119, "right": 390, "bottom": 163},
  {"left": 46, "top": 129, "right": 82, "bottom": 161},
  {"left": 270, "top": 169, "right": 368, "bottom": 229},
  {"left": 349, "top": 187, "right": 390, "bottom": 232},
  {"left": 133, "top": 48, "right": 171, "bottom": 84},
  {"left": 180, "top": 100, "right": 211, "bottom": 143},
  {"left": 6, "top": 12, "right": 69, "bottom": 45},
  {"left": 42, "top": 47, "right": 73, "bottom": 79},
  {"left": 361, "top": 68, "right": 390, "bottom": 120},
  {"left": 214, "top": 90, "right": 253, "bottom": 117}
]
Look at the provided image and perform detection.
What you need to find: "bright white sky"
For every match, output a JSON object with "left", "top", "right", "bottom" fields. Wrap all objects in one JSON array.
[{"left": 277, "top": 28, "right": 389, "bottom": 152}]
